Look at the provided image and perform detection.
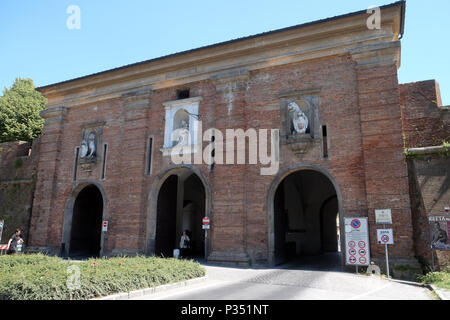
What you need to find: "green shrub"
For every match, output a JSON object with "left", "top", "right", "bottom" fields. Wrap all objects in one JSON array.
[
  {"left": 420, "top": 268, "right": 450, "bottom": 290},
  {"left": 0, "top": 254, "right": 205, "bottom": 300}
]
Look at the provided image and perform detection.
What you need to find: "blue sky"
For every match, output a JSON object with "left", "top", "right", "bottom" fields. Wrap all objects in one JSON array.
[{"left": 0, "top": 0, "right": 449, "bottom": 104}]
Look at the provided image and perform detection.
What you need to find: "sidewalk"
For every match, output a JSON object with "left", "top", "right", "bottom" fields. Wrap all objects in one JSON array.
[{"left": 430, "top": 285, "right": 450, "bottom": 300}]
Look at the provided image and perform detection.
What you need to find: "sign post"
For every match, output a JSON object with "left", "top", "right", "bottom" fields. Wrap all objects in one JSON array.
[
  {"left": 202, "top": 217, "right": 210, "bottom": 260},
  {"left": 344, "top": 218, "right": 370, "bottom": 271},
  {"left": 0, "top": 220, "right": 4, "bottom": 244},
  {"left": 377, "top": 229, "right": 394, "bottom": 278},
  {"left": 101, "top": 221, "right": 108, "bottom": 257}
]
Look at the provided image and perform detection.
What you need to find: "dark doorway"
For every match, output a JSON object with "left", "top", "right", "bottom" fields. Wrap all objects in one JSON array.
[
  {"left": 273, "top": 170, "right": 340, "bottom": 267},
  {"left": 155, "top": 170, "right": 206, "bottom": 259},
  {"left": 155, "top": 175, "right": 178, "bottom": 257},
  {"left": 69, "top": 185, "right": 103, "bottom": 258}
]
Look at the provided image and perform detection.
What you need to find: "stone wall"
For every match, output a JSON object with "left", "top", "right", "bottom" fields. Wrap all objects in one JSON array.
[
  {"left": 400, "top": 80, "right": 450, "bottom": 148},
  {"left": 0, "top": 140, "right": 40, "bottom": 245},
  {"left": 408, "top": 153, "right": 450, "bottom": 270}
]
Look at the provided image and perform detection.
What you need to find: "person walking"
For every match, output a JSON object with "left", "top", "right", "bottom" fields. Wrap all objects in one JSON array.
[{"left": 7, "top": 229, "right": 23, "bottom": 255}]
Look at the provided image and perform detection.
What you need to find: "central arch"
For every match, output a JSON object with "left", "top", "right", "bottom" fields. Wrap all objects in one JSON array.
[
  {"left": 267, "top": 164, "right": 344, "bottom": 267},
  {"left": 146, "top": 165, "right": 211, "bottom": 258}
]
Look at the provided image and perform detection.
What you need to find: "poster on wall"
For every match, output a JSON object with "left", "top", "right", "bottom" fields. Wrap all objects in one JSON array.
[
  {"left": 344, "top": 217, "right": 370, "bottom": 266},
  {"left": 428, "top": 216, "right": 450, "bottom": 251}
]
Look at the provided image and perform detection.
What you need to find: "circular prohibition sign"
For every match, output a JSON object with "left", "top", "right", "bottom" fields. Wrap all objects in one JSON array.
[
  {"left": 381, "top": 234, "right": 390, "bottom": 243},
  {"left": 359, "top": 257, "right": 367, "bottom": 265},
  {"left": 358, "top": 241, "right": 366, "bottom": 248},
  {"left": 351, "top": 219, "right": 361, "bottom": 229}
]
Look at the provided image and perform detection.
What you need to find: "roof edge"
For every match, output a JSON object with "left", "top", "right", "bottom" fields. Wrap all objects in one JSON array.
[{"left": 37, "top": 1, "right": 406, "bottom": 92}]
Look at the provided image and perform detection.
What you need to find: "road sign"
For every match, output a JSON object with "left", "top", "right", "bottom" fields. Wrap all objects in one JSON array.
[
  {"left": 345, "top": 217, "right": 370, "bottom": 266},
  {"left": 202, "top": 217, "right": 210, "bottom": 229},
  {"left": 102, "top": 221, "right": 108, "bottom": 232},
  {"left": 375, "top": 209, "right": 392, "bottom": 225},
  {"left": 377, "top": 229, "right": 394, "bottom": 245}
]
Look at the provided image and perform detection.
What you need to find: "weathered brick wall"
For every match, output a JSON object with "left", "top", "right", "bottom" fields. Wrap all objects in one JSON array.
[
  {"left": 408, "top": 154, "right": 450, "bottom": 270},
  {"left": 28, "top": 52, "right": 420, "bottom": 265},
  {"left": 400, "top": 80, "right": 450, "bottom": 149},
  {"left": 0, "top": 140, "right": 40, "bottom": 245}
]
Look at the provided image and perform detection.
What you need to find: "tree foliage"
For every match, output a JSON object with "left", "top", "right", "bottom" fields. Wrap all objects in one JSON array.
[{"left": 0, "top": 78, "right": 47, "bottom": 143}]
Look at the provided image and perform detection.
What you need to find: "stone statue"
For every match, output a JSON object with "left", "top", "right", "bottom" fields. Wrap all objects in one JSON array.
[
  {"left": 87, "top": 132, "right": 96, "bottom": 158},
  {"left": 288, "top": 102, "right": 309, "bottom": 135},
  {"left": 172, "top": 120, "right": 190, "bottom": 148},
  {"left": 80, "top": 132, "right": 96, "bottom": 159},
  {"left": 80, "top": 140, "right": 88, "bottom": 158}
]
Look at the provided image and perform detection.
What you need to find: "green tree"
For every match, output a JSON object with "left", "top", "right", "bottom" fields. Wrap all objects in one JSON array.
[{"left": 0, "top": 78, "right": 47, "bottom": 143}]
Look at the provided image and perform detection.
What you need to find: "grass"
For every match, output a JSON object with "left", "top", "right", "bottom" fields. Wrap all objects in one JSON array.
[
  {"left": 420, "top": 268, "right": 450, "bottom": 290},
  {"left": 0, "top": 253, "right": 205, "bottom": 300}
]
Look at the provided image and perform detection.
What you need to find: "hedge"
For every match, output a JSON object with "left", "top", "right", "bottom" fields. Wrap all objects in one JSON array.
[{"left": 0, "top": 254, "right": 205, "bottom": 300}]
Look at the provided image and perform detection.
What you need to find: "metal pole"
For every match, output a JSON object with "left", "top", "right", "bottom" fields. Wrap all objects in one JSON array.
[
  {"left": 204, "top": 229, "right": 208, "bottom": 261},
  {"left": 385, "top": 243, "right": 390, "bottom": 278},
  {"left": 431, "top": 247, "right": 435, "bottom": 272}
]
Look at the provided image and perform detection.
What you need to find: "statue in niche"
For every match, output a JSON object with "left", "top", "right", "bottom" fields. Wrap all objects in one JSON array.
[
  {"left": 80, "top": 132, "right": 97, "bottom": 159},
  {"left": 172, "top": 120, "right": 190, "bottom": 148},
  {"left": 288, "top": 101, "right": 309, "bottom": 135}
]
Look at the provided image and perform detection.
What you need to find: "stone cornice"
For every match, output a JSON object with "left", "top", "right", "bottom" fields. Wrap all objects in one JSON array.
[
  {"left": 162, "top": 96, "right": 203, "bottom": 110},
  {"left": 39, "top": 4, "right": 404, "bottom": 109},
  {"left": 39, "top": 106, "right": 67, "bottom": 120}
]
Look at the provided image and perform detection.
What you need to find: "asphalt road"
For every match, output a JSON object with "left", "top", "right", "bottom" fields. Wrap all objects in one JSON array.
[{"left": 133, "top": 260, "right": 433, "bottom": 300}]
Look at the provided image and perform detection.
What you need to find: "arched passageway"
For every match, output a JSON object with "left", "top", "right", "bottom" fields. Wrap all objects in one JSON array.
[
  {"left": 69, "top": 185, "right": 103, "bottom": 258},
  {"left": 272, "top": 169, "right": 341, "bottom": 267},
  {"left": 155, "top": 169, "right": 206, "bottom": 258}
]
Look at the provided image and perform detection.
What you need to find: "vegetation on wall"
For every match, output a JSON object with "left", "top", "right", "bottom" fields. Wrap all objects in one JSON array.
[{"left": 0, "top": 78, "right": 47, "bottom": 143}]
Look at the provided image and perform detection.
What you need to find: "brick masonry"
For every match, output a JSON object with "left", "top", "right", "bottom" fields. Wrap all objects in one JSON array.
[{"left": 19, "top": 2, "right": 449, "bottom": 268}]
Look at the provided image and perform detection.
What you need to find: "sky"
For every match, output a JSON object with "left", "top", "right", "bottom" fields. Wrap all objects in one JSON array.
[{"left": 0, "top": 0, "right": 449, "bottom": 104}]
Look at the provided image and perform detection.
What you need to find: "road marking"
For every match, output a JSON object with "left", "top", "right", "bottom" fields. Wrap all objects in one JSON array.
[
  {"left": 135, "top": 280, "right": 226, "bottom": 300},
  {"left": 348, "top": 282, "right": 392, "bottom": 300}
]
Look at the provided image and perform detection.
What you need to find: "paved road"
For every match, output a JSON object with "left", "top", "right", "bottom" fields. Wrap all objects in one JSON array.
[{"left": 133, "top": 262, "right": 433, "bottom": 300}]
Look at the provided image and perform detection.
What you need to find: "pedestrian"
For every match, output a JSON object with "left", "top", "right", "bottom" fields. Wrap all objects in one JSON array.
[
  {"left": 7, "top": 229, "right": 23, "bottom": 255},
  {"left": 179, "top": 230, "right": 190, "bottom": 258}
]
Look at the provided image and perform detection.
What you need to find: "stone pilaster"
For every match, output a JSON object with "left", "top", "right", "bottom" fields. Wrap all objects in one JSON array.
[
  {"left": 352, "top": 42, "right": 417, "bottom": 265},
  {"left": 28, "top": 106, "right": 67, "bottom": 253}
]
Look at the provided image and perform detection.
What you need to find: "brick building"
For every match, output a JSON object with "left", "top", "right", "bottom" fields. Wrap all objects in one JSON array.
[{"left": 26, "top": 2, "right": 449, "bottom": 268}]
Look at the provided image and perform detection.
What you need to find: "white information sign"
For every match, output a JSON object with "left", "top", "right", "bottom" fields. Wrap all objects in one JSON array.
[
  {"left": 375, "top": 209, "right": 392, "bottom": 225},
  {"left": 345, "top": 217, "right": 370, "bottom": 266},
  {"left": 377, "top": 229, "right": 394, "bottom": 245}
]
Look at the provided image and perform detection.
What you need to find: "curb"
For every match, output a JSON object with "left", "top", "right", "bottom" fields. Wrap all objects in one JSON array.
[
  {"left": 92, "top": 276, "right": 208, "bottom": 300},
  {"left": 429, "top": 284, "right": 448, "bottom": 300}
]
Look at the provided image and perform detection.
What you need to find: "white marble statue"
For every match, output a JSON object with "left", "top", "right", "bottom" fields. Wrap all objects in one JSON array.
[
  {"left": 80, "top": 132, "right": 96, "bottom": 159},
  {"left": 172, "top": 120, "right": 190, "bottom": 148},
  {"left": 80, "top": 140, "right": 88, "bottom": 158},
  {"left": 87, "top": 132, "right": 96, "bottom": 158},
  {"left": 288, "top": 102, "right": 309, "bottom": 135}
]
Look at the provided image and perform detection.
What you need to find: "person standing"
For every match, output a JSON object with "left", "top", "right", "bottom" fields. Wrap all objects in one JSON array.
[
  {"left": 7, "top": 229, "right": 23, "bottom": 255},
  {"left": 179, "top": 230, "right": 190, "bottom": 258}
]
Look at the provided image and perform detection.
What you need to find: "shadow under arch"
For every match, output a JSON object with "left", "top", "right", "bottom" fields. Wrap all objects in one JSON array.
[
  {"left": 266, "top": 164, "right": 344, "bottom": 267},
  {"left": 145, "top": 164, "right": 211, "bottom": 256},
  {"left": 61, "top": 180, "right": 107, "bottom": 258}
]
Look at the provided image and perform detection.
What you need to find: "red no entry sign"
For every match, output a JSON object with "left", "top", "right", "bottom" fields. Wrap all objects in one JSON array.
[{"left": 202, "top": 217, "right": 210, "bottom": 225}]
